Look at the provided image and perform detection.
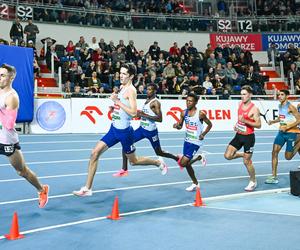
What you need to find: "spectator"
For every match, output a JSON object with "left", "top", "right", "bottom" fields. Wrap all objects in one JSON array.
[
  {"left": 188, "top": 40, "right": 197, "bottom": 55},
  {"left": 9, "top": 18, "right": 23, "bottom": 44},
  {"left": 267, "top": 42, "right": 280, "bottom": 64},
  {"left": 225, "top": 62, "right": 239, "bottom": 86},
  {"left": 169, "top": 42, "right": 180, "bottom": 57},
  {"left": 24, "top": 19, "right": 39, "bottom": 45},
  {"left": 126, "top": 40, "right": 139, "bottom": 62},
  {"left": 203, "top": 75, "right": 213, "bottom": 91},
  {"left": 148, "top": 41, "right": 161, "bottom": 61},
  {"left": 112, "top": 46, "right": 126, "bottom": 64},
  {"left": 88, "top": 36, "right": 100, "bottom": 51}
]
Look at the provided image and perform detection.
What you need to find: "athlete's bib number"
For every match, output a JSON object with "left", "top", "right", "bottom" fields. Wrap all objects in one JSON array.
[{"left": 236, "top": 122, "right": 246, "bottom": 133}]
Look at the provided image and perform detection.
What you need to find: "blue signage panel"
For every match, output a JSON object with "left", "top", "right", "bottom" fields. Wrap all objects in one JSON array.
[{"left": 262, "top": 33, "right": 300, "bottom": 52}]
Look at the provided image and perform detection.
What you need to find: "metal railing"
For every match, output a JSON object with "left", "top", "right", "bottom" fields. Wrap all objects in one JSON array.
[{"left": 2, "top": 1, "right": 300, "bottom": 32}]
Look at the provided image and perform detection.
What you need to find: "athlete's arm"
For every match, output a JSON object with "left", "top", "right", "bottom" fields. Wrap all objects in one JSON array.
[
  {"left": 268, "top": 117, "right": 280, "bottom": 125},
  {"left": 0, "top": 93, "right": 18, "bottom": 130},
  {"left": 199, "top": 111, "right": 212, "bottom": 140},
  {"left": 173, "top": 110, "right": 184, "bottom": 130},
  {"left": 138, "top": 100, "right": 162, "bottom": 122},
  {"left": 242, "top": 106, "right": 261, "bottom": 128}
]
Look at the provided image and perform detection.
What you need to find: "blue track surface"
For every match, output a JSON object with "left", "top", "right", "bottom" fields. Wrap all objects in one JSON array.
[{"left": 0, "top": 131, "right": 299, "bottom": 250}]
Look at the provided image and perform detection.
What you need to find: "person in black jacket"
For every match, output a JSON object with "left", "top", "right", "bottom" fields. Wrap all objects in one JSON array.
[{"left": 9, "top": 18, "right": 23, "bottom": 44}]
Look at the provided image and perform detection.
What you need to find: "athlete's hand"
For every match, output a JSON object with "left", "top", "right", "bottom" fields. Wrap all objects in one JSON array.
[
  {"left": 173, "top": 123, "right": 181, "bottom": 129},
  {"left": 199, "top": 134, "right": 205, "bottom": 140},
  {"left": 267, "top": 120, "right": 273, "bottom": 126},
  {"left": 136, "top": 110, "right": 144, "bottom": 118},
  {"left": 280, "top": 125, "right": 287, "bottom": 132},
  {"left": 110, "top": 93, "right": 119, "bottom": 104}
]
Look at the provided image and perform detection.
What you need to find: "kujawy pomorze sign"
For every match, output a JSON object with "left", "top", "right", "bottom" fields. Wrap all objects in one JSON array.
[{"left": 210, "top": 33, "right": 262, "bottom": 51}]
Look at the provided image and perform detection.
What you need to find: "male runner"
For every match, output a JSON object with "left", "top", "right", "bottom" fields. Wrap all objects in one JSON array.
[
  {"left": 224, "top": 85, "right": 261, "bottom": 192},
  {"left": 265, "top": 89, "right": 300, "bottom": 183},
  {"left": 73, "top": 63, "right": 168, "bottom": 196},
  {"left": 113, "top": 83, "right": 178, "bottom": 177},
  {"left": 173, "top": 92, "right": 212, "bottom": 191},
  {"left": 0, "top": 64, "right": 49, "bottom": 208}
]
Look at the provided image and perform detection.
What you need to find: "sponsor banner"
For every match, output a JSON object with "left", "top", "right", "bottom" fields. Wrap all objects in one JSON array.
[
  {"left": 30, "top": 99, "right": 72, "bottom": 133},
  {"left": 210, "top": 33, "right": 262, "bottom": 51},
  {"left": 32, "top": 98, "right": 300, "bottom": 133},
  {"left": 262, "top": 33, "right": 300, "bottom": 52},
  {"left": 70, "top": 98, "right": 282, "bottom": 133}
]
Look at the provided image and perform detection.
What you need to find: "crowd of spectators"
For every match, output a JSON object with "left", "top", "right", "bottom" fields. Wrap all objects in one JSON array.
[{"left": 3, "top": 25, "right": 273, "bottom": 98}]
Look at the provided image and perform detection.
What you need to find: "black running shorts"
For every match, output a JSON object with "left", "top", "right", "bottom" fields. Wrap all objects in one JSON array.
[
  {"left": 229, "top": 133, "right": 255, "bottom": 154},
  {"left": 0, "top": 143, "right": 21, "bottom": 156}
]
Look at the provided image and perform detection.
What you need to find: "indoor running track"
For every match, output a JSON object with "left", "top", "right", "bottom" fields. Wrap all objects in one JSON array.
[{"left": 0, "top": 130, "right": 299, "bottom": 250}]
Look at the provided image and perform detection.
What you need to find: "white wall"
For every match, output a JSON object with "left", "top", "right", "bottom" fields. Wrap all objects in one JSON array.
[{"left": 0, "top": 19, "right": 210, "bottom": 52}]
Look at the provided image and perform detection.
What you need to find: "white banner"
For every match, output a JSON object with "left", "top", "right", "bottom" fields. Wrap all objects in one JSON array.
[
  {"left": 30, "top": 99, "right": 72, "bottom": 133},
  {"left": 30, "top": 98, "right": 298, "bottom": 134}
]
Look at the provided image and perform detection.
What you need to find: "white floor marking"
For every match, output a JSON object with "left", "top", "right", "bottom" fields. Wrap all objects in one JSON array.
[
  {"left": 0, "top": 173, "right": 290, "bottom": 204},
  {"left": 0, "top": 188, "right": 290, "bottom": 240}
]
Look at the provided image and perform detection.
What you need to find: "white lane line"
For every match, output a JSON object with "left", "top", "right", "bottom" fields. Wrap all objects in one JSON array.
[
  {"left": 1, "top": 156, "right": 299, "bottom": 168},
  {"left": 18, "top": 136, "right": 276, "bottom": 145},
  {"left": 0, "top": 188, "right": 290, "bottom": 240},
  {"left": 20, "top": 144, "right": 274, "bottom": 154},
  {"left": 205, "top": 205, "right": 300, "bottom": 218},
  {"left": 0, "top": 160, "right": 292, "bottom": 183},
  {"left": 0, "top": 173, "right": 289, "bottom": 205}
]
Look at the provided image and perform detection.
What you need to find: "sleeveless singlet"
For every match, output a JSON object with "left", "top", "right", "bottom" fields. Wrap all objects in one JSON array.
[
  {"left": 236, "top": 102, "right": 255, "bottom": 135},
  {"left": 140, "top": 98, "right": 158, "bottom": 131},
  {"left": 112, "top": 86, "right": 133, "bottom": 129},
  {"left": 0, "top": 90, "right": 19, "bottom": 144},
  {"left": 184, "top": 108, "right": 203, "bottom": 146}
]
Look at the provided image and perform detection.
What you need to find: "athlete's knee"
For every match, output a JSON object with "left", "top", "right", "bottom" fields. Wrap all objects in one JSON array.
[
  {"left": 224, "top": 152, "right": 233, "bottom": 160},
  {"left": 285, "top": 152, "right": 293, "bottom": 160},
  {"left": 243, "top": 157, "right": 251, "bottom": 165},
  {"left": 90, "top": 149, "right": 101, "bottom": 161},
  {"left": 17, "top": 166, "right": 29, "bottom": 178},
  {"left": 129, "top": 157, "right": 138, "bottom": 166}
]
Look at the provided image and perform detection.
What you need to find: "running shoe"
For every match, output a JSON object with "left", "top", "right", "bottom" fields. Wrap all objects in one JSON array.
[
  {"left": 264, "top": 176, "right": 279, "bottom": 184},
  {"left": 113, "top": 169, "right": 129, "bottom": 177},
  {"left": 244, "top": 180, "right": 257, "bottom": 192},
  {"left": 199, "top": 153, "right": 207, "bottom": 167},
  {"left": 177, "top": 154, "right": 184, "bottom": 171},
  {"left": 73, "top": 186, "right": 93, "bottom": 197},
  {"left": 185, "top": 183, "right": 200, "bottom": 192},
  {"left": 38, "top": 185, "right": 49, "bottom": 208},
  {"left": 158, "top": 156, "right": 168, "bottom": 175}
]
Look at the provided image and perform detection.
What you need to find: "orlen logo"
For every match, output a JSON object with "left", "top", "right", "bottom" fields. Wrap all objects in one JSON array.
[
  {"left": 167, "top": 107, "right": 183, "bottom": 123},
  {"left": 80, "top": 106, "right": 103, "bottom": 124}
]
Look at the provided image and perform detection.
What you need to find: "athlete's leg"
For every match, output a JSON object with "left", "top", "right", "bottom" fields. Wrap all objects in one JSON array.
[
  {"left": 243, "top": 153, "right": 256, "bottom": 182},
  {"left": 285, "top": 133, "right": 300, "bottom": 159},
  {"left": 271, "top": 144, "right": 282, "bottom": 178},
  {"left": 126, "top": 152, "right": 160, "bottom": 166},
  {"left": 85, "top": 141, "right": 108, "bottom": 189},
  {"left": 9, "top": 149, "right": 44, "bottom": 192},
  {"left": 178, "top": 156, "right": 198, "bottom": 185},
  {"left": 224, "top": 145, "right": 243, "bottom": 160},
  {"left": 155, "top": 147, "right": 178, "bottom": 161}
]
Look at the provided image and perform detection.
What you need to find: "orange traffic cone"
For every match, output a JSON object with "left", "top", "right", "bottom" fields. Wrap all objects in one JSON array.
[
  {"left": 107, "top": 196, "right": 121, "bottom": 220},
  {"left": 5, "top": 212, "right": 24, "bottom": 240},
  {"left": 194, "top": 187, "right": 205, "bottom": 207}
]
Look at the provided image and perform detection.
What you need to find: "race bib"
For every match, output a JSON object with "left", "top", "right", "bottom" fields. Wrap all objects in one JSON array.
[{"left": 236, "top": 122, "right": 246, "bottom": 133}]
